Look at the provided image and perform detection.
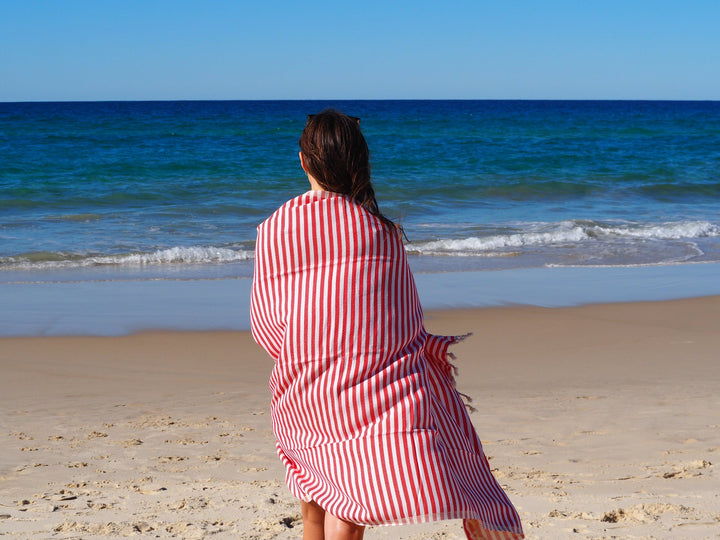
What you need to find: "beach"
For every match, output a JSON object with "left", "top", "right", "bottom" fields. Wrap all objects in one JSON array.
[
  {"left": 2, "top": 297, "right": 718, "bottom": 539},
  {"left": 2, "top": 99, "right": 719, "bottom": 538}
]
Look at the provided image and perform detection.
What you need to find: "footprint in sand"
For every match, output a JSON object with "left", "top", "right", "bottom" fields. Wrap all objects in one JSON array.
[
  {"left": 660, "top": 459, "right": 712, "bottom": 479},
  {"left": 86, "top": 501, "right": 114, "bottom": 510},
  {"left": 164, "top": 438, "right": 209, "bottom": 445},
  {"left": 121, "top": 438, "right": 143, "bottom": 447},
  {"left": 157, "top": 456, "right": 189, "bottom": 464},
  {"left": 601, "top": 503, "right": 698, "bottom": 524},
  {"left": 548, "top": 509, "right": 594, "bottom": 520}
]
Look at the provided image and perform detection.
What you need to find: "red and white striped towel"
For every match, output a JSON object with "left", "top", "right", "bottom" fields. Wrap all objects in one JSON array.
[{"left": 251, "top": 190, "right": 523, "bottom": 539}]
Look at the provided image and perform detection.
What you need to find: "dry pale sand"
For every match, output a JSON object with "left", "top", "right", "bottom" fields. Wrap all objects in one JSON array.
[{"left": 1, "top": 297, "right": 719, "bottom": 539}]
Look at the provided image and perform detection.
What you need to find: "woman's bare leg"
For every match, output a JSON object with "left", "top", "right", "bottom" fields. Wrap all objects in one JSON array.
[
  {"left": 301, "top": 500, "right": 325, "bottom": 540},
  {"left": 324, "top": 512, "right": 365, "bottom": 540}
]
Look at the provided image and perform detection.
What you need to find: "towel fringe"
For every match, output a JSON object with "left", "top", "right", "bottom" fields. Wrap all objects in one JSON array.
[
  {"left": 447, "top": 333, "right": 476, "bottom": 413},
  {"left": 458, "top": 392, "right": 478, "bottom": 413}
]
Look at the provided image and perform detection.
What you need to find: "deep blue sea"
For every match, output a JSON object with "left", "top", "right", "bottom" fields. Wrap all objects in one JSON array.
[
  {"left": 2, "top": 100, "right": 719, "bottom": 284},
  {"left": 2, "top": 100, "right": 720, "bottom": 335}
]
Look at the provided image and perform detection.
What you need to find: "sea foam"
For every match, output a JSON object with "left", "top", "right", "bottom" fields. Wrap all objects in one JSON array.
[
  {"left": 0, "top": 246, "right": 254, "bottom": 271},
  {"left": 406, "top": 220, "right": 720, "bottom": 256}
]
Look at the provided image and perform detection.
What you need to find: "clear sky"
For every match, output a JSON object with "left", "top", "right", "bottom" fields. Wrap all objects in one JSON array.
[{"left": 1, "top": 0, "right": 718, "bottom": 101}]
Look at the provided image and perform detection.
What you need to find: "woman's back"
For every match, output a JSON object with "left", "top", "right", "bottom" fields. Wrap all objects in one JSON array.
[{"left": 253, "top": 190, "right": 428, "bottom": 444}]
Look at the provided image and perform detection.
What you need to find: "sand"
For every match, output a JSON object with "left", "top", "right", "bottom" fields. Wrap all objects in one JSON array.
[{"left": 1, "top": 297, "right": 719, "bottom": 539}]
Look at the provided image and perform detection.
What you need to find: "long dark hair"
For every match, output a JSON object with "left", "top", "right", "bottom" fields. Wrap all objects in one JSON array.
[{"left": 299, "top": 109, "right": 398, "bottom": 232}]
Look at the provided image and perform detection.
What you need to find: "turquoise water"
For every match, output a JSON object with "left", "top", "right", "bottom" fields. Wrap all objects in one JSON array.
[{"left": 2, "top": 100, "right": 719, "bottom": 282}]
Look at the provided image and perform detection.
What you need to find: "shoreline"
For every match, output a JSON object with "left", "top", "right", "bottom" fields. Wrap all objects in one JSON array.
[
  {"left": 1, "top": 297, "right": 718, "bottom": 538},
  {"left": 2, "top": 262, "right": 720, "bottom": 337}
]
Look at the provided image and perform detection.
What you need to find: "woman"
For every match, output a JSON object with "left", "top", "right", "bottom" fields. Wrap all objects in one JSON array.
[{"left": 250, "top": 110, "right": 523, "bottom": 540}]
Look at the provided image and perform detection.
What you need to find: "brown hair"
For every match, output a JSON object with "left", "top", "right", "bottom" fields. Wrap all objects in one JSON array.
[{"left": 299, "top": 109, "right": 397, "bottom": 232}]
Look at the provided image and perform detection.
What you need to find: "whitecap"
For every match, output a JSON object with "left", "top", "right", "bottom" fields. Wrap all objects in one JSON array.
[{"left": 0, "top": 246, "right": 255, "bottom": 271}]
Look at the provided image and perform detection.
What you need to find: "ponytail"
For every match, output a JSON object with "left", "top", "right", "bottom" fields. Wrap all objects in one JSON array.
[{"left": 300, "top": 110, "right": 400, "bottom": 234}]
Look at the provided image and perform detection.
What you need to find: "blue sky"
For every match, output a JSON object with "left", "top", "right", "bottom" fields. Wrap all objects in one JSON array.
[{"left": 1, "top": 0, "right": 718, "bottom": 101}]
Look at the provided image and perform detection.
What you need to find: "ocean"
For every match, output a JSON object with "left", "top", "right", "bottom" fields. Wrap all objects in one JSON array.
[{"left": 2, "top": 100, "right": 720, "bottom": 335}]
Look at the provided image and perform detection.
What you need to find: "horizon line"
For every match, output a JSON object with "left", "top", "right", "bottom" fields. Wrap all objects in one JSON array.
[{"left": 3, "top": 97, "right": 720, "bottom": 105}]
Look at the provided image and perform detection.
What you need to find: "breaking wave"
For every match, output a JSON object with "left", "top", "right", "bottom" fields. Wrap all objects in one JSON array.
[
  {"left": 406, "top": 220, "right": 720, "bottom": 255},
  {"left": 0, "top": 246, "right": 254, "bottom": 271}
]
